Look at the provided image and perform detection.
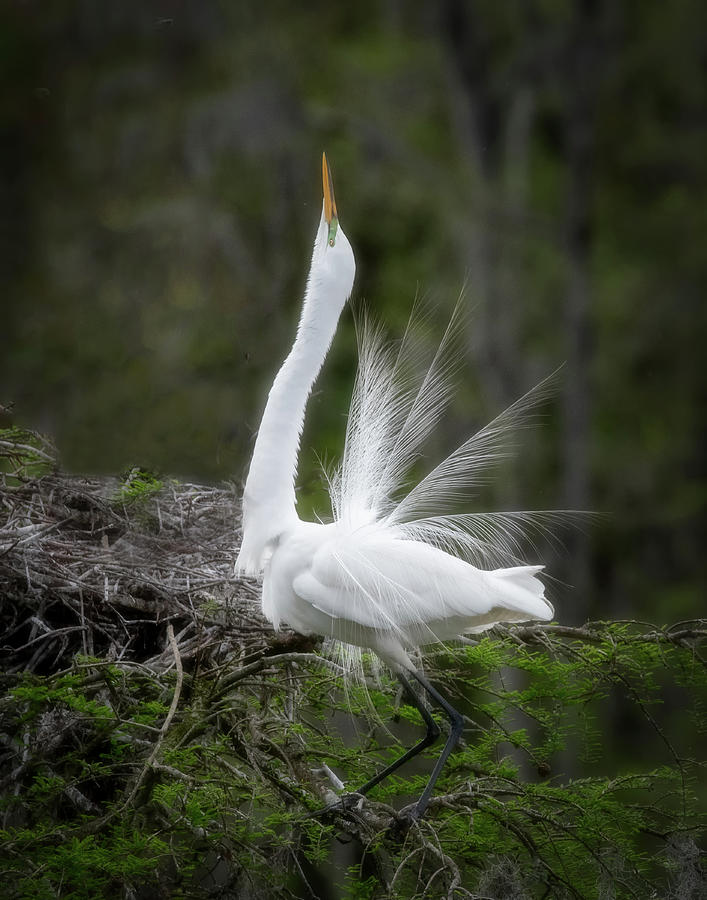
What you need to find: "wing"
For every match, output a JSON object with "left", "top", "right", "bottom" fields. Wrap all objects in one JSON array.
[{"left": 292, "top": 525, "right": 551, "bottom": 650}]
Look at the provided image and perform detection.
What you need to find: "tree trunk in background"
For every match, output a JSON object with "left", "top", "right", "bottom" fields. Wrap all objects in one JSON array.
[
  {"left": 562, "top": 119, "right": 593, "bottom": 622},
  {"left": 498, "top": 84, "right": 535, "bottom": 395},
  {"left": 439, "top": 0, "right": 508, "bottom": 416},
  {"left": 439, "top": 0, "right": 540, "bottom": 515},
  {"left": 560, "top": 2, "right": 604, "bottom": 623}
]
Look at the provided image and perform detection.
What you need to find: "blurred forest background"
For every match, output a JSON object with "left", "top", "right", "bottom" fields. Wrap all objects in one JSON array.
[{"left": 1, "top": 0, "right": 705, "bottom": 630}]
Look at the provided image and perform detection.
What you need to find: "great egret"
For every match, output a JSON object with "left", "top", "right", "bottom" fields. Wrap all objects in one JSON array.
[{"left": 236, "top": 154, "right": 553, "bottom": 820}]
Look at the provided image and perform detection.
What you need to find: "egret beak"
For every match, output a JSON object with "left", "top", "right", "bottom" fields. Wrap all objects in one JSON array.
[{"left": 322, "top": 152, "right": 339, "bottom": 246}]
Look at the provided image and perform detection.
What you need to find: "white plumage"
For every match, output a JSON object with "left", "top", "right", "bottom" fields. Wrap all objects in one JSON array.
[
  {"left": 236, "top": 154, "right": 554, "bottom": 819},
  {"left": 264, "top": 520, "right": 550, "bottom": 671}
]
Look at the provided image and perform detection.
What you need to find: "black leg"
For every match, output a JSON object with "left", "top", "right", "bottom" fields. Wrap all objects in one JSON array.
[
  {"left": 351, "top": 672, "right": 441, "bottom": 796},
  {"left": 311, "top": 669, "right": 463, "bottom": 822},
  {"left": 406, "top": 669, "right": 464, "bottom": 820}
]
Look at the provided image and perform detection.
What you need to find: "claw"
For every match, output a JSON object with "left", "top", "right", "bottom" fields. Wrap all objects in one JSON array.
[
  {"left": 388, "top": 805, "right": 419, "bottom": 836},
  {"left": 311, "top": 791, "right": 364, "bottom": 820}
]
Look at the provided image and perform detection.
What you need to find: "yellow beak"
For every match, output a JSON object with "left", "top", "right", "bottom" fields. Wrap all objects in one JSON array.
[{"left": 322, "top": 152, "right": 338, "bottom": 225}]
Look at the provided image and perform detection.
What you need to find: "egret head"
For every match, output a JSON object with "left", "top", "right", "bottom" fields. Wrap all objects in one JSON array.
[{"left": 315, "top": 152, "right": 355, "bottom": 299}]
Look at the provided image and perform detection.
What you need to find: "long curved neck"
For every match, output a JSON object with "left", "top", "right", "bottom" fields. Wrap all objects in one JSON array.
[
  {"left": 249, "top": 297, "right": 342, "bottom": 517},
  {"left": 236, "top": 247, "right": 351, "bottom": 575}
]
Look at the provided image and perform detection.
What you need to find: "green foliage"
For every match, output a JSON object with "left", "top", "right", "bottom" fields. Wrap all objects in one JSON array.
[
  {"left": 112, "top": 467, "right": 164, "bottom": 506},
  {"left": 1, "top": 623, "right": 703, "bottom": 898},
  {"left": 11, "top": 673, "right": 114, "bottom": 723},
  {"left": 0, "top": 660, "right": 292, "bottom": 898},
  {"left": 0, "top": 826, "right": 169, "bottom": 900}
]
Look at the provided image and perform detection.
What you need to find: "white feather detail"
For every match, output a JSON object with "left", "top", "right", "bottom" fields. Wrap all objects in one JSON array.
[
  {"left": 326, "top": 305, "right": 566, "bottom": 566},
  {"left": 328, "top": 302, "right": 464, "bottom": 526},
  {"left": 292, "top": 524, "right": 552, "bottom": 669}
]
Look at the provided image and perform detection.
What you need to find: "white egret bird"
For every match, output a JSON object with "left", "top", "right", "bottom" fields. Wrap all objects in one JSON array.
[{"left": 236, "top": 154, "right": 553, "bottom": 820}]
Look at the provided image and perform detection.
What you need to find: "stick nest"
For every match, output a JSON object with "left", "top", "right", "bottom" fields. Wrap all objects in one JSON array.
[{"left": 0, "top": 427, "right": 293, "bottom": 676}]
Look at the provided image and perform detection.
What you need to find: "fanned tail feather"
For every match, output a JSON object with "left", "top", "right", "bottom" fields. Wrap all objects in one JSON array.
[
  {"left": 328, "top": 304, "right": 570, "bottom": 574},
  {"left": 397, "top": 509, "right": 587, "bottom": 570},
  {"left": 387, "top": 370, "right": 560, "bottom": 525},
  {"left": 330, "top": 301, "right": 464, "bottom": 526}
]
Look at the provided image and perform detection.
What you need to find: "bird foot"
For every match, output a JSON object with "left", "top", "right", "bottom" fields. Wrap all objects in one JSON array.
[
  {"left": 311, "top": 791, "right": 365, "bottom": 819},
  {"left": 338, "top": 791, "right": 365, "bottom": 812},
  {"left": 388, "top": 804, "right": 421, "bottom": 835}
]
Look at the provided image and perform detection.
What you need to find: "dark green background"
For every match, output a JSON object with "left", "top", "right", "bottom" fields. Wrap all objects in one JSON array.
[{"left": 2, "top": 1, "right": 705, "bottom": 625}]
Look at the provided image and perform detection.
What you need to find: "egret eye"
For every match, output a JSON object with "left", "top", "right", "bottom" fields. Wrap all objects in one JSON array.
[{"left": 327, "top": 218, "right": 338, "bottom": 247}]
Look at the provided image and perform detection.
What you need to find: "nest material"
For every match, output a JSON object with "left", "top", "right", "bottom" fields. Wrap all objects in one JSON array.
[{"left": 0, "top": 430, "right": 288, "bottom": 676}]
